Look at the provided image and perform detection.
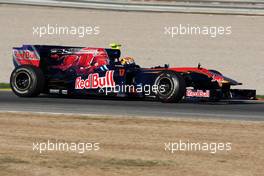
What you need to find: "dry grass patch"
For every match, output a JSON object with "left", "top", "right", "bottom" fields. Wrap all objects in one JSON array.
[{"left": 0, "top": 112, "right": 263, "bottom": 176}]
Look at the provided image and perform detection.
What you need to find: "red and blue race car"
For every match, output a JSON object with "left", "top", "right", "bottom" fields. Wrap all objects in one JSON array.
[{"left": 10, "top": 44, "right": 256, "bottom": 102}]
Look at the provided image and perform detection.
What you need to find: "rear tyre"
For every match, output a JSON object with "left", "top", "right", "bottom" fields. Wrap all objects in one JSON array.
[
  {"left": 10, "top": 65, "right": 45, "bottom": 97},
  {"left": 154, "top": 71, "right": 186, "bottom": 103}
]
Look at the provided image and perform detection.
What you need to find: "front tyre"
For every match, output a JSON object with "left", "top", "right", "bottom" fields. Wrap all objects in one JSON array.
[
  {"left": 154, "top": 71, "right": 186, "bottom": 103},
  {"left": 10, "top": 65, "right": 45, "bottom": 97}
]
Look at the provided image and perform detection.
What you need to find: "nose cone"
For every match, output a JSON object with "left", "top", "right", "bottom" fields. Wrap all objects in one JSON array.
[{"left": 222, "top": 76, "right": 242, "bottom": 86}]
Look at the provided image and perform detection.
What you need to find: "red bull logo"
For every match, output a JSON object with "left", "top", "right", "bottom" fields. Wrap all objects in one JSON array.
[
  {"left": 186, "top": 89, "right": 210, "bottom": 98},
  {"left": 75, "top": 70, "right": 115, "bottom": 89},
  {"left": 13, "top": 49, "right": 40, "bottom": 67},
  {"left": 14, "top": 50, "right": 37, "bottom": 60}
]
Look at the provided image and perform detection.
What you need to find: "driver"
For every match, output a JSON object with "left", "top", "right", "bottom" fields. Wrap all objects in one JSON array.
[{"left": 120, "top": 57, "right": 135, "bottom": 65}]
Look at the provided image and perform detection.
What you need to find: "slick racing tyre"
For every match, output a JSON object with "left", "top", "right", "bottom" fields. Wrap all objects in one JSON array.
[
  {"left": 154, "top": 71, "right": 186, "bottom": 103},
  {"left": 10, "top": 65, "right": 45, "bottom": 97}
]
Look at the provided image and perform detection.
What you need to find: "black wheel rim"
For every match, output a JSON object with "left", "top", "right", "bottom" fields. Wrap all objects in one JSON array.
[
  {"left": 157, "top": 77, "right": 173, "bottom": 96},
  {"left": 14, "top": 71, "right": 31, "bottom": 91}
]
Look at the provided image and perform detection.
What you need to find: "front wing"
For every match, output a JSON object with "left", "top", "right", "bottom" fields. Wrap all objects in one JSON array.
[{"left": 185, "top": 89, "right": 256, "bottom": 101}]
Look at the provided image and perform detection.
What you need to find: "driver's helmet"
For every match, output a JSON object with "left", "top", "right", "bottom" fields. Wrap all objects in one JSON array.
[{"left": 121, "top": 57, "right": 135, "bottom": 65}]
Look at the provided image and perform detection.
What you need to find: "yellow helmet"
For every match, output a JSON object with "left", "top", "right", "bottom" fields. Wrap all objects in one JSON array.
[{"left": 121, "top": 57, "right": 135, "bottom": 65}]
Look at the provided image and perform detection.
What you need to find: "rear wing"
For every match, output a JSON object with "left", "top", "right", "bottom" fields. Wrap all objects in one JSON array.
[
  {"left": 13, "top": 45, "right": 41, "bottom": 68},
  {"left": 12, "top": 45, "right": 121, "bottom": 68}
]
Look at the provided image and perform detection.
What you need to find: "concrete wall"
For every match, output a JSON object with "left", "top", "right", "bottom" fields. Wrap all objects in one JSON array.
[{"left": 0, "top": 4, "right": 263, "bottom": 93}]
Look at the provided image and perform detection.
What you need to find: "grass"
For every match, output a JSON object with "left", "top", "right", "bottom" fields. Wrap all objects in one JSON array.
[
  {"left": 106, "top": 158, "right": 171, "bottom": 167},
  {"left": 0, "top": 156, "right": 29, "bottom": 165},
  {"left": 0, "top": 83, "right": 10, "bottom": 89},
  {"left": 257, "top": 95, "right": 264, "bottom": 99}
]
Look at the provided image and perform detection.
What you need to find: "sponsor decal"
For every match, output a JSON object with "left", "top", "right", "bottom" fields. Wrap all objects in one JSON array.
[
  {"left": 75, "top": 70, "right": 115, "bottom": 89},
  {"left": 49, "top": 89, "right": 68, "bottom": 95},
  {"left": 186, "top": 89, "right": 210, "bottom": 98},
  {"left": 49, "top": 89, "right": 60, "bottom": 94},
  {"left": 78, "top": 49, "right": 99, "bottom": 55},
  {"left": 13, "top": 49, "right": 40, "bottom": 67},
  {"left": 62, "top": 90, "right": 68, "bottom": 95},
  {"left": 13, "top": 50, "right": 38, "bottom": 60}
]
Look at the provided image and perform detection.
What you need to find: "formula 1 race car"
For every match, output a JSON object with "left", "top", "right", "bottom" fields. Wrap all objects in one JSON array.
[{"left": 10, "top": 44, "right": 256, "bottom": 102}]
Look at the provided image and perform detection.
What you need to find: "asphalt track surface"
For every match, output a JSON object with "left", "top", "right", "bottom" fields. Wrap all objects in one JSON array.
[{"left": 0, "top": 91, "right": 263, "bottom": 121}]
